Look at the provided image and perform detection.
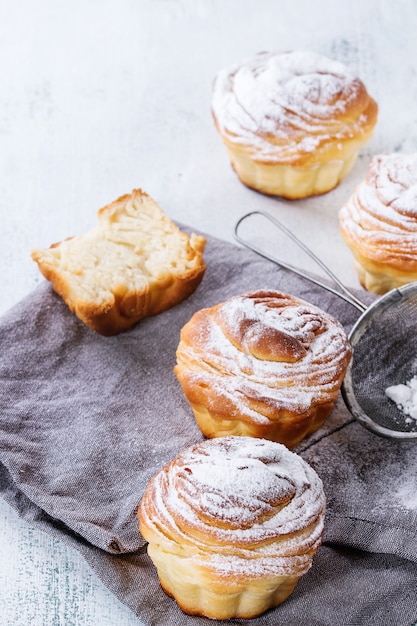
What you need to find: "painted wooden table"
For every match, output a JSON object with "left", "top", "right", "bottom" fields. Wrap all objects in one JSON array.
[{"left": 1, "top": 1, "right": 416, "bottom": 624}]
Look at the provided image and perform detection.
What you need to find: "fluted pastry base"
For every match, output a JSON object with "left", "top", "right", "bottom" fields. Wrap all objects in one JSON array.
[
  {"left": 189, "top": 401, "right": 334, "bottom": 448},
  {"left": 138, "top": 436, "right": 326, "bottom": 621},
  {"left": 148, "top": 544, "right": 300, "bottom": 620},
  {"left": 223, "top": 139, "right": 362, "bottom": 199},
  {"left": 212, "top": 51, "right": 377, "bottom": 200},
  {"left": 339, "top": 153, "right": 417, "bottom": 295},
  {"left": 354, "top": 257, "right": 417, "bottom": 295},
  {"left": 175, "top": 291, "right": 351, "bottom": 448}
]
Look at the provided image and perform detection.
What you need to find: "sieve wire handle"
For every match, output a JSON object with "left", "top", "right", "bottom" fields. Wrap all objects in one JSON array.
[{"left": 234, "top": 210, "right": 367, "bottom": 313}]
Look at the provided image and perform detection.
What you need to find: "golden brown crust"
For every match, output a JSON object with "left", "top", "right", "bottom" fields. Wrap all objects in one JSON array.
[
  {"left": 174, "top": 290, "right": 351, "bottom": 447},
  {"left": 339, "top": 153, "right": 417, "bottom": 294},
  {"left": 31, "top": 189, "right": 206, "bottom": 335},
  {"left": 212, "top": 50, "right": 378, "bottom": 198},
  {"left": 138, "top": 436, "right": 326, "bottom": 619}
]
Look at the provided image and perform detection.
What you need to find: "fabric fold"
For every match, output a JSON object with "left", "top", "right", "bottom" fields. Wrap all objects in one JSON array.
[{"left": 1, "top": 229, "right": 416, "bottom": 625}]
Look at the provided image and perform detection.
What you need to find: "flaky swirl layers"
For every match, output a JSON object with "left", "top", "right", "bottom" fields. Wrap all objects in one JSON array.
[
  {"left": 174, "top": 290, "right": 351, "bottom": 448},
  {"left": 138, "top": 436, "right": 326, "bottom": 619},
  {"left": 339, "top": 152, "right": 417, "bottom": 294},
  {"left": 212, "top": 50, "right": 377, "bottom": 198}
]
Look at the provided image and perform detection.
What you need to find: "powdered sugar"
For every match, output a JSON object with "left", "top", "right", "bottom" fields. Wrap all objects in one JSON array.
[
  {"left": 219, "top": 293, "right": 326, "bottom": 347},
  {"left": 385, "top": 374, "right": 417, "bottom": 422},
  {"left": 177, "top": 292, "right": 351, "bottom": 421},
  {"left": 392, "top": 481, "right": 417, "bottom": 511},
  {"left": 373, "top": 153, "right": 417, "bottom": 214},
  {"left": 140, "top": 436, "right": 325, "bottom": 578},
  {"left": 177, "top": 441, "right": 298, "bottom": 529},
  {"left": 212, "top": 50, "right": 371, "bottom": 163},
  {"left": 339, "top": 153, "right": 417, "bottom": 265}
]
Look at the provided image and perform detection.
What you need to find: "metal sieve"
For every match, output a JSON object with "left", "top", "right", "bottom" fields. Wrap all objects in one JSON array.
[{"left": 235, "top": 210, "right": 417, "bottom": 441}]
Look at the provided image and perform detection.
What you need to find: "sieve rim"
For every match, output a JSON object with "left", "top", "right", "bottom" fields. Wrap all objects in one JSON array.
[{"left": 342, "top": 281, "right": 417, "bottom": 441}]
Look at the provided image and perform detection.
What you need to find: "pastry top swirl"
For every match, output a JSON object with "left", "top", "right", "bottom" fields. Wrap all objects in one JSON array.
[
  {"left": 175, "top": 290, "right": 351, "bottom": 423},
  {"left": 339, "top": 153, "right": 417, "bottom": 270},
  {"left": 212, "top": 50, "right": 377, "bottom": 165},
  {"left": 138, "top": 436, "right": 325, "bottom": 578}
]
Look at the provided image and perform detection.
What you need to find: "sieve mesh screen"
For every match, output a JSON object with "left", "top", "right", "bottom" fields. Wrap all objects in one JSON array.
[{"left": 348, "top": 292, "right": 417, "bottom": 433}]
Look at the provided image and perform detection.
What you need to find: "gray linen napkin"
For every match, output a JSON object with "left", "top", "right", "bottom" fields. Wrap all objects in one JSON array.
[{"left": 1, "top": 230, "right": 416, "bottom": 626}]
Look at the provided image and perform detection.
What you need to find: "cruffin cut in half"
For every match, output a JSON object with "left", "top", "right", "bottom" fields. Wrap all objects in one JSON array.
[{"left": 31, "top": 189, "right": 206, "bottom": 335}]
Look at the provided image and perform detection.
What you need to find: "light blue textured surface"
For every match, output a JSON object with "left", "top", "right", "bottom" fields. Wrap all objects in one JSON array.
[{"left": 0, "top": 499, "right": 140, "bottom": 626}]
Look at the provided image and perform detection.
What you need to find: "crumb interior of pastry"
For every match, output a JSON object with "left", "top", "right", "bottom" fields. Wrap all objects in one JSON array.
[
  {"left": 31, "top": 190, "right": 206, "bottom": 334},
  {"left": 32, "top": 194, "right": 204, "bottom": 306}
]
